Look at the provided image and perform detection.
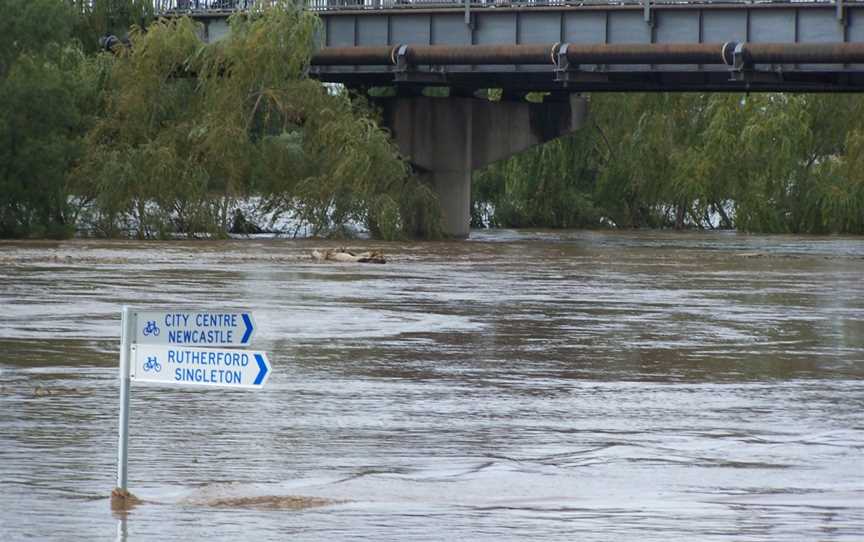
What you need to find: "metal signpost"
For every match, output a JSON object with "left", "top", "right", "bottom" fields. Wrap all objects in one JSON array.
[{"left": 116, "top": 306, "right": 271, "bottom": 493}]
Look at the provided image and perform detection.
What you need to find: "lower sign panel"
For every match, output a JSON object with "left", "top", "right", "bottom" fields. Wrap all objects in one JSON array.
[{"left": 131, "top": 345, "right": 271, "bottom": 389}]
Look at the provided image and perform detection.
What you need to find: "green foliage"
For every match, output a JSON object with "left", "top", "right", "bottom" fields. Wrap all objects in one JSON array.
[
  {"left": 74, "top": 0, "right": 437, "bottom": 239},
  {"left": 422, "top": 86, "right": 449, "bottom": 98},
  {"left": 474, "top": 92, "right": 864, "bottom": 234},
  {"left": 0, "top": 0, "right": 107, "bottom": 238},
  {"left": 71, "top": 0, "right": 155, "bottom": 53},
  {"left": 0, "top": 0, "right": 74, "bottom": 77},
  {"left": 72, "top": 17, "right": 206, "bottom": 238},
  {"left": 473, "top": 129, "right": 598, "bottom": 229}
]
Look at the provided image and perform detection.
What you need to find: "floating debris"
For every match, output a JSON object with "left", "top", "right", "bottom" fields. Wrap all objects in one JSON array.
[
  {"left": 33, "top": 386, "right": 61, "bottom": 397},
  {"left": 110, "top": 488, "right": 142, "bottom": 511},
  {"left": 200, "top": 495, "right": 339, "bottom": 510},
  {"left": 32, "top": 386, "right": 93, "bottom": 397},
  {"left": 311, "top": 248, "right": 386, "bottom": 264}
]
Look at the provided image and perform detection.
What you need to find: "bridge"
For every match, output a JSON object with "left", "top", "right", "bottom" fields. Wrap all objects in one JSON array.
[{"left": 159, "top": 1, "right": 864, "bottom": 237}]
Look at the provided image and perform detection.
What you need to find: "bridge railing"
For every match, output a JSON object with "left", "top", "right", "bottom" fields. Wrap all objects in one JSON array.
[
  {"left": 153, "top": 0, "right": 247, "bottom": 12},
  {"left": 304, "top": 0, "right": 844, "bottom": 11},
  {"left": 155, "top": 0, "right": 849, "bottom": 13}
]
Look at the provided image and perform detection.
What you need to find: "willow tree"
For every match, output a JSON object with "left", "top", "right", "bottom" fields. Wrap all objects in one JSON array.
[
  {"left": 75, "top": 0, "right": 438, "bottom": 239},
  {"left": 473, "top": 125, "right": 601, "bottom": 229},
  {"left": 71, "top": 0, "right": 155, "bottom": 53},
  {"left": 703, "top": 94, "right": 864, "bottom": 234},
  {"left": 825, "top": 128, "right": 864, "bottom": 233},
  {"left": 473, "top": 92, "right": 864, "bottom": 234}
]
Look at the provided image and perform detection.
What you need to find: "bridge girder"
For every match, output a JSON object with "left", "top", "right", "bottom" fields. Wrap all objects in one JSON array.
[{"left": 189, "top": 2, "right": 864, "bottom": 92}]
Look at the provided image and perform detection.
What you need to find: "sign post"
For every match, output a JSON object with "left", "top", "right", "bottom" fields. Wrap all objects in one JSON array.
[
  {"left": 115, "top": 307, "right": 271, "bottom": 497},
  {"left": 117, "top": 306, "right": 134, "bottom": 491}
]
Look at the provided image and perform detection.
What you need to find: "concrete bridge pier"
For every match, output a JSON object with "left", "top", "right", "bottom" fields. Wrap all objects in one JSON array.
[{"left": 380, "top": 94, "right": 588, "bottom": 238}]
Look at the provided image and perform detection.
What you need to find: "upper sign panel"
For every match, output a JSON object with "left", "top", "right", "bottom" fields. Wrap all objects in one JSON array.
[{"left": 134, "top": 311, "right": 256, "bottom": 347}]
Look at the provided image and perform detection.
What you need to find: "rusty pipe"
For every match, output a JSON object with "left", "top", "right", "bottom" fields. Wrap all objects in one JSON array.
[
  {"left": 310, "top": 43, "right": 732, "bottom": 66},
  {"left": 310, "top": 42, "right": 864, "bottom": 67},
  {"left": 405, "top": 44, "right": 558, "bottom": 65},
  {"left": 564, "top": 43, "right": 732, "bottom": 65},
  {"left": 743, "top": 43, "right": 864, "bottom": 64},
  {"left": 310, "top": 44, "right": 558, "bottom": 66},
  {"left": 311, "top": 45, "right": 399, "bottom": 65}
]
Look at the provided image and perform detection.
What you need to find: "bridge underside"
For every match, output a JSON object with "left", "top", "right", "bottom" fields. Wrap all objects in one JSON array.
[{"left": 314, "top": 68, "right": 864, "bottom": 93}]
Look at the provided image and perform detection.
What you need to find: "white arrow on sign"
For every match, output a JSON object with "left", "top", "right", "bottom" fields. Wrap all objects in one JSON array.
[
  {"left": 131, "top": 344, "right": 271, "bottom": 389},
  {"left": 134, "top": 311, "right": 256, "bottom": 347}
]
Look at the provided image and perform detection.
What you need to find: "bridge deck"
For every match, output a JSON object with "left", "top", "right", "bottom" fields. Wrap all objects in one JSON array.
[{"left": 170, "top": 1, "right": 864, "bottom": 91}]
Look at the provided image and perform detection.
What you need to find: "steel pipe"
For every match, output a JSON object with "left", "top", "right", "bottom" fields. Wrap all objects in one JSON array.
[
  {"left": 309, "top": 42, "right": 864, "bottom": 67},
  {"left": 310, "top": 43, "right": 734, "bottom": 66},
  {"left": 744, "top": 43, "right": 864, "bottom": 64},
  {"left": 311, "top": 45, "right": 399, "bottom": 65},
  {"left": 406, "top": 44, "right": 559, "bottom": 65},
  {"left": 564, "top": 43, "right": 732, "bottom": 65}
]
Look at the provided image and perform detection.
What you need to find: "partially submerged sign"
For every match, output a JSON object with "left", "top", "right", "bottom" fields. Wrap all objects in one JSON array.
[
  {"left": 132, "top": 344, "right": 270, "bottom": 389},
  {"left": 116, "top": 307, "right": 272, "bottom": 494},
  {"left": 134, "top": 310, "right": 255, "bottom": 347}
]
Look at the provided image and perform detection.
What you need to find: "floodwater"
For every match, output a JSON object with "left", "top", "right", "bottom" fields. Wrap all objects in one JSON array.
[{"left": 1, "top": 230, "right": 863, "bottom": 541}]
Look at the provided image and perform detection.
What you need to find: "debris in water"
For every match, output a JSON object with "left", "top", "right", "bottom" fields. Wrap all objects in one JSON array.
[
  {"left": 201, "top": 495, "right": 339, "bottom": 510},
  {"left": 32, "top": 386, "right": 92, "bottom": 397},
  {"left": 33, "top": 387, "right": 55, "bottom": 397},
  {"left": 110, "top": 488, "right": 142, "bottom": 511},
  {"left": 311, "top": 248, "right": 386, "bottom": 264}
]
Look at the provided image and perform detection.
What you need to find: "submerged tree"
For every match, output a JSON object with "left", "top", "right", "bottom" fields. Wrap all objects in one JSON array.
[
  {"left": 74, "top": 1, "right": 439, "bottom": 239},
  {"left": 474, "top": 92, "right": 864, "bottom": 234}
]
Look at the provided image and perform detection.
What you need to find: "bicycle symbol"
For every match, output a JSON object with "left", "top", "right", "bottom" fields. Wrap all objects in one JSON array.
[
  {"left": 143, "top": 356, "right": 162, "bottom": 373},
  {"left": 142, "top": 320, "right": 160, "bottom": 337}
]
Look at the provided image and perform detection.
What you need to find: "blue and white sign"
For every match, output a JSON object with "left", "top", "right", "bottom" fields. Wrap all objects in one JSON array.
[
  {"left": 134, "top": 311, "right": 256, "bottom": 347},
  {"left": 115, "top": 306, "right": 274, "bottom": 493},
  {"left": 131, "top": 344, "right": 271, "bottom": 389}
]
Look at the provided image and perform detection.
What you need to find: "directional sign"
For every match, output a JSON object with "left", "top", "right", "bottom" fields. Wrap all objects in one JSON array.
[
  {"left": 131, "top": 344, "right": 271, "bottom": 389},
  {"left": 134, "top": 311, "right": 255, "bottom": 347}
]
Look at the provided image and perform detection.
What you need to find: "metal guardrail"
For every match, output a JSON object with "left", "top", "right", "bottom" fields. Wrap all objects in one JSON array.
[
  {"left": 153, "top": 0, "right": 246, "bottom": 11},
  {"left": 155, "top": 0, "right": 852, "bottom": 13}
]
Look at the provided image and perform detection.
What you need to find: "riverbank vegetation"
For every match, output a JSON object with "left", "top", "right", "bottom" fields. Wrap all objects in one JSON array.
[
  {"left": 1, "top": 0, "right": 437, "bottom": 239},
  {"left": 1, "top": 1, "right": 863, "bottom": 239},
  {"left": 475, "top": 93, "right": 864, "bottom": 234}
]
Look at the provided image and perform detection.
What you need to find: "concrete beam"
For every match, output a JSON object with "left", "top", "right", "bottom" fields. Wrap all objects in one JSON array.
[{"left": 380, "top": 94, "right": 587, "bottom": 238}]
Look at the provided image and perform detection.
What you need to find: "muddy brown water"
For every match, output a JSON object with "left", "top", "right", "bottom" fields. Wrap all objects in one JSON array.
[{"left": 1, "top": 230, "right": 863, "bottom": 541}]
